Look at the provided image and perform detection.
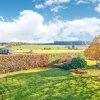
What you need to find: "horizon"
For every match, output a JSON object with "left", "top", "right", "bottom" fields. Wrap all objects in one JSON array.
[{"left": 0, "top": 40, "right": 91, "bottom": 44}]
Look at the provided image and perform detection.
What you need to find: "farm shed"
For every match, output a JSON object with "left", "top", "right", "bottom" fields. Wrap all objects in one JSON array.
[{"left": 0, "top": 48, "right": 15, "bottom": 54}]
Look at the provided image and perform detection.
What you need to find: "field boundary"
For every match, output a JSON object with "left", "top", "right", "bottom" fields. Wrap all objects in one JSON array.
[{"left": 0, "top": 52, "right": 83, "bottom": 74}]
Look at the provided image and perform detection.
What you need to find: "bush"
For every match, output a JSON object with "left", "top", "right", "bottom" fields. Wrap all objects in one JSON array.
[
  {"left": 52, "top": 59, "right": 62, "bottom": 64},
  {"left": 64, "top": 55, "right": 72, "bottom": 62},
  {"left": 62, "top": 62, "right": 72, "bottom": 70},
  {"left": 62, "top": 57, "right": 87, "bottom": 70},
  {"left": 71, "top": 57, "right": 87, "bottom": 69}
]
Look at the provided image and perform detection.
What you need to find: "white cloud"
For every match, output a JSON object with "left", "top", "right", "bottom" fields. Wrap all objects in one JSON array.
[
  {"left": 35, "top": 4, "right": 44, "bottom": 9},
  {"left": 95, "top": 3, "right": 100, "bottom": 13},
  {"left": 0, "top": 16, "right": 5, "bottom": 21},
  {"left": 51, "top": 6, "right": 64, "bottom": 12},
  {"left": 75, "top": 0, "right": 100, "bottom": 5},
  {"left": 0, "top": 10, "right": 100, "bottom": 43},
  {"left": 76, "top": 0, "right": 89, "bottom": 5},
  {"left": 75, "top": 0, "right": 100, "bottom": 13},
  {"left": 0, "top": 10, "right": 45, "bottom": 42},
  {"left": 45, "top": 0, "right": 70, "bottom": 6},
  {"left": 35, "top": 0, "right": 70, "bottom": 12}
]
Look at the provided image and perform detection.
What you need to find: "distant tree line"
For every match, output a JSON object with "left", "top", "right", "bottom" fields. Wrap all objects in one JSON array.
[
  {"left": 0, "top": 41, "right": 90, "bottom": 46},
  {"left": 54, "top": 41, "right": 90, "bottom": 45}
]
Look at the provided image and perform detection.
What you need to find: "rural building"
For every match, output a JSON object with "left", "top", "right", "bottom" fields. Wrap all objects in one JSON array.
[{"left": 0, "top": 48, "right": 15, "bottom": 54}]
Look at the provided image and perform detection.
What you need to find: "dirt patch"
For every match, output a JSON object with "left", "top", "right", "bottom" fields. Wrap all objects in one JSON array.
[{"left": 70, "top": 69, "right": 87, "bottom": 74}]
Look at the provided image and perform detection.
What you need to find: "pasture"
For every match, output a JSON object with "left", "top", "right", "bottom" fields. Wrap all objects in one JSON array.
[{"left": 11, "top": 44, "right": 85, "bottom": 54}]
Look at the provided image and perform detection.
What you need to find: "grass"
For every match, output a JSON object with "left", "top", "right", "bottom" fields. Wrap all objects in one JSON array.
[
  {"left": 0, "top": 63, "right": 100, "bottom": 100},
  {"left": 11, "top": 45, "right": 84, "bottom": 54},
  {"left": 0, "top": 46, "right": 5, "bottom": 48},
  {"left": 12, "top": 45, "right": 66, "bottom": 51},
  {"left": 31, "top": 50, "right": 83, "bottom": 54}
]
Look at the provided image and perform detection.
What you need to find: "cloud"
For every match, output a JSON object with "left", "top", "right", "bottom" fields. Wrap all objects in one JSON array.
[
  {"left": 0, "top": 10, "right": 100, "bottom": 43},
  {"left": 0, "top": 10, "right": 45, "bottom": 42},
  {"left": 35, "top": 4, "right": 44, "bottom": 9},
  {"left": 95, "top": 3, "right": 100, "bottom": 13},
  {"left": 34, "top": 0, "right": 100, "bottom": 14},
  {"left": 76, "top": 0, "right": 99, "bottom": 4},
  {"left": 51, "top": 6, "right": 64, "bottom": 12},
  {"left": 45, "top": 0, "right": 70, "bottom": 6},
  {"left": 0, "top": 16, "right": 5, "bottom": 21},
  {"left": 76, "top": 0, "right": 89, "bottom": 5},
  {"left": 35, "top": 0, "right": 70, "bottom": 12},
  {"left": 75, "top": 0, "right": 100, "bottom": 13}
]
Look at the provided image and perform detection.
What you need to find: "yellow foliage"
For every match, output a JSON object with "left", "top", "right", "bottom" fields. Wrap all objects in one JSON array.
[{"left": 84, "top": 36, "right": 100, "bottom": 60}]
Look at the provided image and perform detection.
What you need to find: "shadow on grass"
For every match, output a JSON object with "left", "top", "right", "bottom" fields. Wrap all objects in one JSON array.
[
  {"left": 86, "top": 65, "right": 100, "bottom": 70},
  {"left": 0, "top": 68, "right": 100, "bottom": 100}
]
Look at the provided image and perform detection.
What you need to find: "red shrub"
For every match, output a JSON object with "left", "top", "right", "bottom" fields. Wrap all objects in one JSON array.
[{"left": 64, "top": 55, "right": 72, "bottom": 62}]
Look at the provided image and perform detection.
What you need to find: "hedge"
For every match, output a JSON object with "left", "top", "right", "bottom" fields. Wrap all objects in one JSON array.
[
  {"left": 0, "top": 52, "right": 83, "bottom": 74},
  {"left": 0, "top": 54, "right": 49, "bottom": 74}
]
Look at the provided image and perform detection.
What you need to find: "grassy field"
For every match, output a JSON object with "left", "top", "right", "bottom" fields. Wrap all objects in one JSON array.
[
  {"left": 12, "top": 45, "right": 66, "bottom": 50},
  {"left": 0, "top": 61, "right": 100, "bottom": 100},
  {"left": 28, "top": 50, "right": 83, "bottom": 54},
  {"left": 11, "top": 45, "right": 84, "bottom": 54}
]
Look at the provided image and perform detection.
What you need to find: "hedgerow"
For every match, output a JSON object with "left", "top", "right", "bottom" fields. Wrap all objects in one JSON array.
[{"left": 0, "top": 52, "right": 83, "bottom": 74}]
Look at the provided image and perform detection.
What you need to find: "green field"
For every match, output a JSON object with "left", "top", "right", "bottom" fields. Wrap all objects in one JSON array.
[
  {"left": 32, "top": 50, "right": 83, "bottom": 54},
  {"left": 12, "top": 45, "right": 66, "bottom": 50},
  {"left": 0, "top": 61, "right": 100, "bottom": 100},
  {"left": 11, "top": 45, "right": 85, "bottom": 54}
]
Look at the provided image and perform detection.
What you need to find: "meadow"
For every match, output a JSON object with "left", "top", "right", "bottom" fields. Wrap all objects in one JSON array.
[
  {"left": 11, "top": 44, "right": 85, "bottom": 54},
  {"left": 0, "top": 60, "right": 100, "bottom": 100}
]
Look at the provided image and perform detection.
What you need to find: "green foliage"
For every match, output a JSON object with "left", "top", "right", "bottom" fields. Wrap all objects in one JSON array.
[
  {"left": 62, "top": 57, "right": 87, "bottom": 70},
  {"left": 71, "top": 57, "right": 87, "bottom": 69},
  {"left": 49, "top": 53, "right": 68, "bottom": 64},
  {"left": 62, "top": 62, "right": 72, "bottom": 70}
]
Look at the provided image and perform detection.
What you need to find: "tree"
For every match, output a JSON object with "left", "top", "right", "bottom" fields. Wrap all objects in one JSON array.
[{"left": 84, "top": 36, "right": 100, "bottom": 61}]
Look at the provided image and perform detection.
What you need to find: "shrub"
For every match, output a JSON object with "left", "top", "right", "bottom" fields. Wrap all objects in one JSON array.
[
  {"left": 62, "top": 57, "right": 87, "bottom": 70},
  {"left": 71, "top": 57, "right": 87, "bottom": 69},
  {"left": 51, "top": 59, "right": 61, "bottom": 64},
  {"left": 64, "top": 55, "right": 72, "bottom": 62},
  {"left": 62, "top": 62, "right": 72, "bottom": 70}
]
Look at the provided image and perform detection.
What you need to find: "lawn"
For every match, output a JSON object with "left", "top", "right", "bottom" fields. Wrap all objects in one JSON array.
[{"left": 0, "top": 64, "right": 100, "bottom": 100}]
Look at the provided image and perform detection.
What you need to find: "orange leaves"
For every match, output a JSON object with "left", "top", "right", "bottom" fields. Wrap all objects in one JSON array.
[
  {"left": 84, "top": 36, "right": 100, "bottom": 60},
  {"left": 0, "top": 54, "right": 49, "bottom": 74}
]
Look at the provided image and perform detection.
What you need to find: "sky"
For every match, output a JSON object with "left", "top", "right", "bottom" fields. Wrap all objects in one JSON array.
[{"left": 0, "top": 0, "right": 100, "bottom": 43}]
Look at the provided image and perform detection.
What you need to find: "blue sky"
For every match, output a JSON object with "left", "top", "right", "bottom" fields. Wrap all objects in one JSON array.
[
  {"left": 0, "top": 0, "right": 100, "bottom": 42},
  {"left": 0, "top": 0, "right": 99, "bottom": 20}
]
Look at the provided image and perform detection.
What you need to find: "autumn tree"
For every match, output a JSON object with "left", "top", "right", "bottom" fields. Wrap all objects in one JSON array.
[{"left": 84, "top": 36, "right": 100, "bottom": 62}]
